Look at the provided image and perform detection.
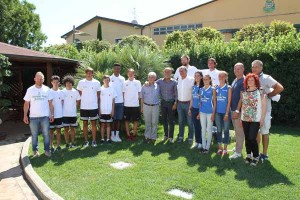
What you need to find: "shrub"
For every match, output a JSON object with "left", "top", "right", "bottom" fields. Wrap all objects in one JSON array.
[
  {"left": 82, "top": 39, "right": 111, "bottom": 53},
  {"left": 118, "top": 35, "right": 159, "bottom": 51},
  {"left": 42, "top": 44, "right": 79, "bottom": 59}
]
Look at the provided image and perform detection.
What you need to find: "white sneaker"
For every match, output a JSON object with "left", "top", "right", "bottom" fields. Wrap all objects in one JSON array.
[
  {"left": 192, "top": 143, "right": 199, "bottom": 149},
  {"left": 229, "top": 152, "right": 242, "bottom": 159},
  {"left": 111, "top": 134, "right": 117, "bottom": 142},
  {"left": 169, "top": 138, "right": 174, "bottom": 143},
  {"left": 115, "top": 132, "right": 122, "bottom": 142},
  {"left": 197, "top": 143, "right": 203, "bottom": 149},
  {"left": 232, "top": 147, "right": 236, "bottom": 152}
]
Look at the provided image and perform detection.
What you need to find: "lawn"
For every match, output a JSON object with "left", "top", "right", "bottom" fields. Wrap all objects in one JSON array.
[{"left": 29, "top": 125, "right": 300, "bottom": 200}]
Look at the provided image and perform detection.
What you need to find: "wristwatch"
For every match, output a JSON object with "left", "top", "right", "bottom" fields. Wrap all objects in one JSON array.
[{"left": 235, "top": 110, "right": 240, "bottom": 113}]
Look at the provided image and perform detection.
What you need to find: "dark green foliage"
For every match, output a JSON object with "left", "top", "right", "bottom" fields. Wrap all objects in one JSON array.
[
  {"left": 82, "top": 39, "right": 111, "bottom": 53},
  {"left": 118, "top": 35, "right": 159, "bottom": 51},
  {"left": 163, "top": 22, "right": 300, "bottom": 125},
  {"left": 0, "top": 0, "right": 47, "bottom": 50},
  {"left": 0, "top": 54, "right": 12, "bottom": 116},
  {"left": 97, "top": 22, "right": 102, "bottom": 41}
]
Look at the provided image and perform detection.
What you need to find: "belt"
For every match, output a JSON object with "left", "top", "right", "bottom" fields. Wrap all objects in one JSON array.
[
  {"left": 144, "top": 103, "right": 159, "bottom": 106},
  {"left": 178, "top": 100, "right": 190, "bottom": 104},
  {"left": 162, "top": 99, "right": 175, "bottom": 102}
]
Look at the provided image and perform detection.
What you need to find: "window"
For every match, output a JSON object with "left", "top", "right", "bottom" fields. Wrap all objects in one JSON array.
[
  {"left": 167, "top": 26, "right": 173, "bottom": 33},
  {"left": 160, "top": 27, "right": 166, "bottom": 35},
  {"left": 196, "top": 24, "right": 202, "bottom": 29},
  {"left": 115, "top": 38, "right": 122, "bottom": 43},
  {"left": 180, "top": 25, "right": 187, "bottom": 31},
  {"left": 188, "top": 24, "right": 195, "bottom": 30},
  {"left": 154, "top": 28, "right": 159, "bottom": 35},
  {"left": 174, "top": 26, "right": 180, "bottom": 31}
]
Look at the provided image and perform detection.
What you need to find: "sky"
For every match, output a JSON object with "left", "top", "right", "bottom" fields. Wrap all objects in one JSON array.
[{"left": 27, "top": 0, "right": 210, "bottom": 46}]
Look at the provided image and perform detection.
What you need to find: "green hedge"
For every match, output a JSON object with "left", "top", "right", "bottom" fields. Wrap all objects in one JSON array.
[{"left": 163, "top": 34, "right": 300, "bottom": 125}]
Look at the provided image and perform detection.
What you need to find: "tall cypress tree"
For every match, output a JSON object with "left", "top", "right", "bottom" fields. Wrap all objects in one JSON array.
[{"left": 97, "top": 22, "right": 102, "bottom": 41}]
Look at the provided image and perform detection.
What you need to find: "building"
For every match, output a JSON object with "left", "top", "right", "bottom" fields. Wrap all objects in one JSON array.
[
  {"left": 0, "top": 42, "right": 79, "bottom": 121},
  {"left": 61, "top": 16, "right": 143, "bottom": 44},
  {"left": 62, "top": 0, "right": 300, "bottom": 46}
]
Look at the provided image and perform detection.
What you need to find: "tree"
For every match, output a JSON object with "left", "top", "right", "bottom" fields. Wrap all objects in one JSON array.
[
  {"left": 42, "top": 44, "right": 79, "bottom": 60},
  {"left": 118, "top": 35, "right": 159, "bottom": 51},
  {"left": 0, "top": 54, "right": 12, "bottom": 120},
  {"left": 233, "top": 23, "right": 267, "bottom": 42},
  {"left": 82, "top": 39, "right": 111, "bottom": 53},
  {"left": 0, "top": 0, "right": 47, "bottom": 50},
  {"left": 97, "top": 22, "right": 102, "bottom": 41}
]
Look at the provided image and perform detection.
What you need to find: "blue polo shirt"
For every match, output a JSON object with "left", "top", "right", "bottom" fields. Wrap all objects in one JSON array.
[{"left": 231, "top": 77, "right": 244, "bottom": 111}]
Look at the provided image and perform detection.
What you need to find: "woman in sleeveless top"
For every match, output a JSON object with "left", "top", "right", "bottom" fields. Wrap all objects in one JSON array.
[{"left": 237, "top": 73, "right": 267, "bottom": 166}]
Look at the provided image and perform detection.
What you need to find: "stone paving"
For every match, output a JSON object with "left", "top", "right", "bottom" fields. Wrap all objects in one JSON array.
[{"left": 0, "top": 121, "right": 39, "bottom": 200}]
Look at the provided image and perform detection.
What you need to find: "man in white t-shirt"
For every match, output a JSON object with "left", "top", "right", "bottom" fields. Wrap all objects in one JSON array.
[
  {"left": 109, "top": 63, "right": 125, "bottom": 142},
  {"left": 173, "top": 55, "right": 198, "bottom": 80},
  {"left": 176, "top": 66, "right": 194, "bottom": 143},
  {"left": 77, "top": 67, "right": 101, "bottom": 147},
  {"left": 23, "top": 72, "right": 54, "bottom": 158},
  {"left": 252, "top": 60, "right": 284, "bottom": 161},
  {"left": 201, "top": 58, "right": 220, "bottom": 86},
  {"left": 123, "top": 68, "right": 142, "bottom": 141}
]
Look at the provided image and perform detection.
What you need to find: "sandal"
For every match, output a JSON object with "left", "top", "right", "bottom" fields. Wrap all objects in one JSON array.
[{"left": 217, "top": 149, "right": 223, "bottom": 155}]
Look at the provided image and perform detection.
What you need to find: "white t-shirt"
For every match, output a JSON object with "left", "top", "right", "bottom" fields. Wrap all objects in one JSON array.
[
  {"left": 201, "top": 69, "right": 220, "bottom": 86},
  {"left": 123, "top": 79, "right": 142, "bottom": 107},
  {"left": 62, "top": 88, "right": 81, "bottom": 117},
  {"left": 259, "top": 73, "right": 278, "bottom": 113},
  {"left": 50, "top": 89, "right": 64, "bottom": 118},
  {"left": 77, "top": 78, "right": 101, "bottom": 110},
  {"left": 23, "top": 85, "right": 53, "bottom": 117},
  {"left": 174, "top": 65, "right": 198, "bottom": 80},
  {"left": 177, "top": 76, "right": 194, "bottom": 101},
  {"left": 109, "top": 74, "right": 125, "bottom": 103},
  {"left": 100, "top": 86, "right": 117, "bottom": 114}
]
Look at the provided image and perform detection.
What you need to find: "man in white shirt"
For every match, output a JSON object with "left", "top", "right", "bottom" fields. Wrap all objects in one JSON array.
[
  {"left": 173, "top": 55, "right": 198, "bottom": 80},
  {"left": 77, "top": 67, "right": 101, "bottom": 147},
  {"left": 251, "top": 60, "right": 284, "bottom": 161},
  {"left": 201, "top": 58, "right": 220, "bottom": 86},
  {"left": 123, "top": 68, "right": 142, "bottom": 141},
  {"left": 23, "top": 72, "right": 54, "bottom": 158},
  {"left": 109, "top": 63, "right": 125, "bottom": 142},
  {"left": 176, "top": 66, "right": 194, "bottom": 143}
]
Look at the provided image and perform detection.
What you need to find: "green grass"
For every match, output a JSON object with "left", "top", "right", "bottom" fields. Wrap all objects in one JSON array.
[{"left": 30, "top": 125, "right": 300, "bottom": 200}]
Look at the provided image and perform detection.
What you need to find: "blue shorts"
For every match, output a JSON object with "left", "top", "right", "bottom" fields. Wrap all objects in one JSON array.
[{"left": 114, "top": 103, "right": 124, "bottom": 120}]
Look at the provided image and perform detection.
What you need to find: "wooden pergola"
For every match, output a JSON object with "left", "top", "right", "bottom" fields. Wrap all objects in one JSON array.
[{"left": 0, "top": 42, "right": 80, "bottom": 121}]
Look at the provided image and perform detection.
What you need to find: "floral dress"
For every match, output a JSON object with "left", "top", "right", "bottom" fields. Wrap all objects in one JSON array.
[{"left": 241, "top": 89, "right": 262, "bottom": 122}]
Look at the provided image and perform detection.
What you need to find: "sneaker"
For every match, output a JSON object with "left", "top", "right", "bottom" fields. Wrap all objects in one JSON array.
[
  {"left": 56, "top": 146, "right": 61, "bottom": 151},
  {"left": 107, "top": 139, "right": 112, "bottom": 144},
  {"left": 111, "top": 135, "right": 117, "bottom": 142},
  {"left": 197, "top": 144, "right": 203, "bottom": 150},
  {"left": 115, "top": 134, "right": 122, "bottom": 142},
  {"left": 222, "top": 150, "right": 228, "bottom": 156},
  {"left": 169, "top": 138, "right": 174, "bottom": 143},
  {"left": 188, "top": 139, "right": 193, "bottom": 145},
  {"left": 250, "top": 158, "right": 259, "bottom": 166},
  {"left": 100, "top": 139, "right": 105, "bottom": 145},
  {"left": 245, "top": 157, "right": 252, "bottom": 164},
  {"left": 229, "top": 152, "right": 242, "bottom": 159},
  {"left": 232, "top": 147, "right": 236, "bottom": 152},
  {"left": 66, "top": 143, "right": 70, "bottom": 148},
  {"left": 50, "top": 147, "right": 55, "bottom": 153},
  {"left": 202, "top": 149, "right": 209, "bottom": 154},
  {"left": 177, "top": 137, "right": 183, "bottom": 143},
  {"left": 91, "top": 141, "right": 97, "bottom": 147},
  {"left": 82, "top": 141, "right": 89, "bottom": 147},
  {"left": 32, "top": 151, "right": 39, "bottom": 158},
  {"left": 162, "top": 136, "right": 168, "bottom": 142},
  {"left": 70, "top": 143, "right": 76, "bottom": 148},
  {"left": 259, "top": 153, "right": 269, "bottom": 162},
  {"left": 217, "top": 149, "right": 223, "bottom": 155},
  {"left": 45, "top": 151, "right": 51, "bottom": 157},
  {"left": 192, "top": 143, "right": 199, "bottom": 149},
  {"left": 127, "top": 135, "right": 132, "bottom": 141}
]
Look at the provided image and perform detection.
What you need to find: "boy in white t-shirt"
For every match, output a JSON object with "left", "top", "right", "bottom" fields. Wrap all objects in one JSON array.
[
  {"left": 99, "top": 75, "right": 116, "bottom": 144},
  {"left": 77, "top": 67, "right": 101, "bottom": 147},
  {"left": 49, "top": 75, "right": 64, "bottom": 152},
  {"left": 123, "top": 68, "right": 142, "bottom": 141},
  {"left": 62, "top": 75, "right": 81, "bottom": 148}
]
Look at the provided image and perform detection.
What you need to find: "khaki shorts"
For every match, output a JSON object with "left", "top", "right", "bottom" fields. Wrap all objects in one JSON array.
[{"left": 259, "top": 112, "right": 271, "bottom": 135}]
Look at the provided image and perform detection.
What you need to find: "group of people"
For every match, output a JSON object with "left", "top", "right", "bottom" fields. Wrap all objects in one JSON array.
[{"left": 23, "top": 56, "right": 284, "bottom": 166}]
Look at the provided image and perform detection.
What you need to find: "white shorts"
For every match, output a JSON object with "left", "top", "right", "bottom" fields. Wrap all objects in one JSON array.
[{"left": 259, "top": 112, "right": 272, "bottom": 135}]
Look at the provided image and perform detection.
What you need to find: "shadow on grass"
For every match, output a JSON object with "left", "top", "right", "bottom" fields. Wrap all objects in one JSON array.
[{"left": 269, "top": 126, "right": 300, "bottom": 137}]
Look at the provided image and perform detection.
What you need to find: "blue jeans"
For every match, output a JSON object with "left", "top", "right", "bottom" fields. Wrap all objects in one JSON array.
[
  {"left": 177, "top": 102, "right": 194, "bottom": 140},
  {"left": 191, "top": 107, "right": 202, "bottom": 144},
  {"left": 29, "top": 117, "right": 50, "bottom": 152},
  {"left": 215, "top": 113, "right": 230, "bottom": 145}
]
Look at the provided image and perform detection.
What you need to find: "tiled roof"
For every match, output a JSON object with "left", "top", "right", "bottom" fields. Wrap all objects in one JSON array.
[{"left": 0, "top": 42, "right": 78, "bottom": 64}]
